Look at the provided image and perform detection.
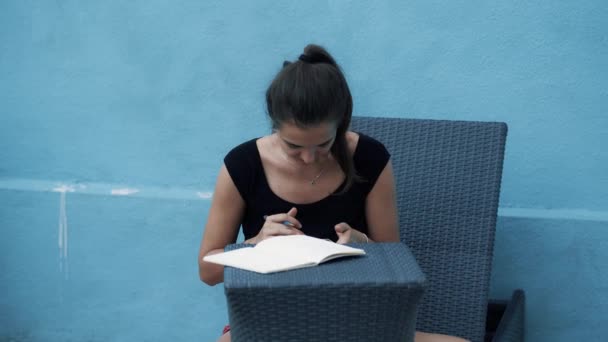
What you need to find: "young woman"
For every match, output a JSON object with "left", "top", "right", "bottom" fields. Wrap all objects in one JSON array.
[{"left": 198, "top": 44, "right": 469, "bottom": 342}]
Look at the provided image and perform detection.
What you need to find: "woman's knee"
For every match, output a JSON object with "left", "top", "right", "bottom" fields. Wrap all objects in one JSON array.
[
  {"left": 415, "top": 331, "right": 470, "bottom": 342},
  {"left": 216, "top": 331, "right": 231, "bottom": 342}
]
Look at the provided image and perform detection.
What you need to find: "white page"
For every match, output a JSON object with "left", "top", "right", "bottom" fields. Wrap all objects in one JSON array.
[
  {"left": 255, "top": 235, "right": 365, "bottom": 264},
  {"left": 203, "top": 246, "right": 312, "bottom": 274}
]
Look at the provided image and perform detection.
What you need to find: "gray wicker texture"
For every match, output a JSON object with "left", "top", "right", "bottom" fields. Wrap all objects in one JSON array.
[
  {"left": 351, "top": 116, "right": 508, "bottom": 342},
  {"left": 224, "top": 243, "right": 427, "bottom": 342},
  {"left": 493, "top": 290, "right": 525, "bottom": 342}
]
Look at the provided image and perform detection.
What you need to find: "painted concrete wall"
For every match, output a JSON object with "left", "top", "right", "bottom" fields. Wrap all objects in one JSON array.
[{"left": 1, "top": 1, "right": 606, "bottom": 341}]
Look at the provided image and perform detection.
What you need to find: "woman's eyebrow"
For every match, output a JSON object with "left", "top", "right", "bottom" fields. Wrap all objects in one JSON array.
[{"left": 282, "top": 137, "right": 334, "bottom": 148}]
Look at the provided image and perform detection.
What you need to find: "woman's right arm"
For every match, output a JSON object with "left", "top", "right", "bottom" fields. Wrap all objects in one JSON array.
[{"left": 198, "top": 164, "right": 245, "bottom": 286}]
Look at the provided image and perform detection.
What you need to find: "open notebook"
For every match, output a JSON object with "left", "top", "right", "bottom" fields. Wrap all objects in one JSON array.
[{"left": 203, "top": 235, "right": 366, "bottom": 274}]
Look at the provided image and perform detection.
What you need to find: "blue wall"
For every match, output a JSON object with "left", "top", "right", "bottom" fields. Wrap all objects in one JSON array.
[{"left": 1, "top": 1, "right": 606, "bottom": 341}]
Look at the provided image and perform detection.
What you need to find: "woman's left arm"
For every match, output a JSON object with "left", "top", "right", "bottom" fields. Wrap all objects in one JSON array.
[{"left": 365, "top": 159, "right": 400, "bottom": 242}]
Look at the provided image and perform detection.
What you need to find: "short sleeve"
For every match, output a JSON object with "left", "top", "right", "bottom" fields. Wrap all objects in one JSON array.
[
  {"left": 353, "top": 133, "right": 391, "bottom": 194},
  {"left": 223, "top": 139, "right": 260, "bottom": 202}
]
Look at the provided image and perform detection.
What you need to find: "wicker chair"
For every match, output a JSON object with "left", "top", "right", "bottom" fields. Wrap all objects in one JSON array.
[{"left": 351, "top": 116, "right": 525, "bottom": 342}]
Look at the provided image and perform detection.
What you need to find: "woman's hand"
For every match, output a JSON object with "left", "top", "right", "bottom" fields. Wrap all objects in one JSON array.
[
  {"left": 247, "top": 207, "right": 303, "bottom": 244},
  {"left": 334, "top": 222, "right": 371, "bottom": 244}
]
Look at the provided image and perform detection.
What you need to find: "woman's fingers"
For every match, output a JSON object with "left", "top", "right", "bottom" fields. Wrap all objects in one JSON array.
[
  {"left": 334, "top": 222, "right": 351, "bottom": 233},
  {"left": 334, "top": 222, "right": 352, "bottom": 244},
  {"left": 267, "top": 222, "right": 304, "bottom": 236},
  {"left": 287, "top": 207, "right": 298, "bottom": 217},
  {"left": 255, "top": 207, "right": 303, "bottom": 243},
  {"left": 266, "top": 211, "right": 301, "bottom": 228},
  {"left": 334, "top": 223, "right": 369, "bottom": 243}
]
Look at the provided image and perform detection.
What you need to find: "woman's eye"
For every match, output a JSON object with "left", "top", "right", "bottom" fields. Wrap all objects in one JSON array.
[{"left": 319, "top": 140, "right": 334, "bottom": 148}]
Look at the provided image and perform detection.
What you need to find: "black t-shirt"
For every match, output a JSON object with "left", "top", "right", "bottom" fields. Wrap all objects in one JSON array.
[{"left": 224, "top": 133, "right": 390, "bottom": 242}]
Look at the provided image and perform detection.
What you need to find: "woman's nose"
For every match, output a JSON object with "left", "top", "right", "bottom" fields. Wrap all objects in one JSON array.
[{"left": 300, "top": 148, "right": 317, "bottom": 164}]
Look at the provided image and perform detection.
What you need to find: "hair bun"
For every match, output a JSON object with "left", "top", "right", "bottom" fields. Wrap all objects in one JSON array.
[
  {"left": 298, "top": 54, "right": 316, "bottom": 63},
  {"left": 300, "top": 44, "right": 337, "bottom": 66}
]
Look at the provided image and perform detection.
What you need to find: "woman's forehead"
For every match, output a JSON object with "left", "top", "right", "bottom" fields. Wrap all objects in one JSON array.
[{"left": 277, "top": 121, "right": 337, "bottom": 145}]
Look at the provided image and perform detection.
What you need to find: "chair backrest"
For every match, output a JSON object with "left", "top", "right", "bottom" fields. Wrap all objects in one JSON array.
[{"left": 351, "top": 116, "right": 507, "bottom": 342}]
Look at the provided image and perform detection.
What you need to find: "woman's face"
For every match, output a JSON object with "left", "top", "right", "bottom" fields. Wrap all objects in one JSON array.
[{"left": 275, "top": 121, "right": 337, "bottom": 165}]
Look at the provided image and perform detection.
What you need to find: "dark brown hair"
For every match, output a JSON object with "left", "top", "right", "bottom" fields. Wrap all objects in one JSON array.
[{"left": 265, "top": 44, "right": 356, "bottom": 191}]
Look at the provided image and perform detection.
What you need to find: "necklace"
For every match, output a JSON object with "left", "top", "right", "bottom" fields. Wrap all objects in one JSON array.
[{"left": 310, "top": 167, "right": 325, "bottom": 185}]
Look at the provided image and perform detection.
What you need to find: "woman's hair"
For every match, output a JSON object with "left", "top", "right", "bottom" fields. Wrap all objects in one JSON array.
[{"left": 266, "top": 44, "right": 356, "bottom": 192}]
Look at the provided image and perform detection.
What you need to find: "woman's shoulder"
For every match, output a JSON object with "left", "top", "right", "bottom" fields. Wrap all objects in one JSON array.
[
  {"left": 348, "top": 131, "right": 390, "bottom": 185},
  {"left": 226, "top": 137, "right": 258, "bottom": 155},
  {"left": 346, "top": 131, "right": 389, "bottom": 159},
  {"left": 224, "top": 137, "right": 262, "bottom": 170}
]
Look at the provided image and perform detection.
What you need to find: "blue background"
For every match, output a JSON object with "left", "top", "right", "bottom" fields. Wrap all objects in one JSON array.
[{"left": 1, "top": 1, "right": 606, "bottom": 341}]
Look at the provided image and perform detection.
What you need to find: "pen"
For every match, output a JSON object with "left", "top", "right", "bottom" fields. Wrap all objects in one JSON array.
[{"left": 263, "top": 215, "right": 295, "bottom": 227}]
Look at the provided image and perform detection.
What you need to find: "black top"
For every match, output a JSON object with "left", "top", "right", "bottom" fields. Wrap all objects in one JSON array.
[{"left": 224, "top": 133, "right": 390, "bottom": 242}]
